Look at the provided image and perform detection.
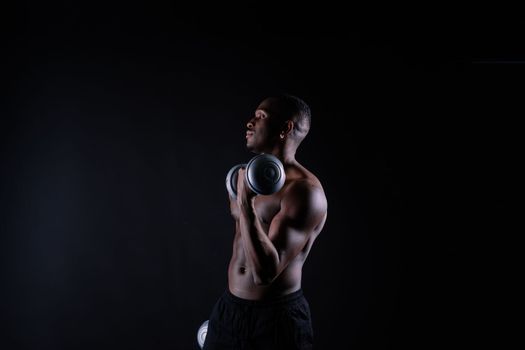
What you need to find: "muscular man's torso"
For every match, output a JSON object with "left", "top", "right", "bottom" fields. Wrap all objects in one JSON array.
[{"left": 228, "top": 162, "right": 327, "bottom": 300}]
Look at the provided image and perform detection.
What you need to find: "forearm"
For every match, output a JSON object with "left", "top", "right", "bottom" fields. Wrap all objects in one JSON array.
[{"left": 238, "top": 200, "right": 279, "bottom": 285}]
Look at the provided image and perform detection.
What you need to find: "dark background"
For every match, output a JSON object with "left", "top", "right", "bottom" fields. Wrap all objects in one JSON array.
[{"left": 0, "top": 2, "right": 516, "bottom": 350}]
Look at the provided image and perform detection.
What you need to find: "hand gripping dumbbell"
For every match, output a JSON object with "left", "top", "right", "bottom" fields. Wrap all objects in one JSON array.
[{"left": 225, "top": 153, "right": 286, "bottom": 199}]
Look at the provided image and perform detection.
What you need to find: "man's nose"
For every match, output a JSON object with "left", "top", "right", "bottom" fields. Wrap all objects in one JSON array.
[{"left": 247, "top": 119, "right": 255, "bottom": 130}]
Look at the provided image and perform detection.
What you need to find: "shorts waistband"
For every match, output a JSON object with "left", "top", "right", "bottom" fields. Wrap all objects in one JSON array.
[{"left": 224, "top": 288, "right": 304, "bottom": 307}]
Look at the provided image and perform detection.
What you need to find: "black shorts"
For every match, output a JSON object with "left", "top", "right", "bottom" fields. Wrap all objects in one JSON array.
[{"left": 202, "top": 289, "right": 314, "bottom": 350}]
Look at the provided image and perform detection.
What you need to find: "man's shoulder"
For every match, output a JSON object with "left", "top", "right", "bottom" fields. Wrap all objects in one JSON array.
[
  {"left": 285, "top": 166, "right": 325, "bottom": 195},
  {"left": 285, "top": 163, "right": 324, "bottom": 189},
  {"left": 282, "top": 177, "right": 327, "bottom": 212},
  {"left": 286, "top": 177, "right": 323, "bottom": 194},
  {"left": 278, "top": 177, "right": 327, "bottom": 232}
]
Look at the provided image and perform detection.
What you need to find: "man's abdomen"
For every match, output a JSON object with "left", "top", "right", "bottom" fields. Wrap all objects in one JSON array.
[{"left": 227, "top": 254, "right": 304, "bottom": 300}]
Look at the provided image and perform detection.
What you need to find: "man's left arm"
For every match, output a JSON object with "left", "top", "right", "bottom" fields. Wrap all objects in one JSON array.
[{"left": 237, "top": 176, "right": 327, "bottom": 286}]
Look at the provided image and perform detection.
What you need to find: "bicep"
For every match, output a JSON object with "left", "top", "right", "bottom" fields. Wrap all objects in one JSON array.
[
  {"left": 268, "top": 183, "right": 327, "bottom": 263},
  {"left": 268, "top": 214, "right": 311, "bottom": 269}
]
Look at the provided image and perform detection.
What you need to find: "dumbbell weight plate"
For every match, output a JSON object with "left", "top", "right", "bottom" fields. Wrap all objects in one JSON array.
[
  {"left": 245, "top": 154, "right": 285, "bottom": 195},
  {"left": 197, "top": 319, "right": 209, "bottom": 349},
  {"left": 225, "top": 163, "right": 246, "bottom": 199}
]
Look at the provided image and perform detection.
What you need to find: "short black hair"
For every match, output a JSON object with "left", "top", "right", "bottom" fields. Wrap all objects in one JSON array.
[{"left": 270, "top": 94, "right": 311, "bottom": 139}]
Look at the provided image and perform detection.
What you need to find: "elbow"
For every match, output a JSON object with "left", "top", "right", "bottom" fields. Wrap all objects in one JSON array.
[
  {"left": 253, "top": 269, "right": 277, "bottom": 286},
  {"left": 253, "top": 276, "right": 273, "bottom": 286}
]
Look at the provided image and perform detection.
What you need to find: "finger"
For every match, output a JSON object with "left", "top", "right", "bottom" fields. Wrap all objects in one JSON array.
[{"left": 237, "top": 169, "right": 245, "bottom": 188}]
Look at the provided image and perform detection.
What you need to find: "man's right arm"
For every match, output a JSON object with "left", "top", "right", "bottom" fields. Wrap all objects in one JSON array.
[{"left": 228, "top": 194, "right": 240, "bottom": 221}]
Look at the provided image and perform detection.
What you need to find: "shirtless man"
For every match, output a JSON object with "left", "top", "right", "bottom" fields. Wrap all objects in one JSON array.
[{"left": 203, "top": 95, "right": 328, "bottom": 350}]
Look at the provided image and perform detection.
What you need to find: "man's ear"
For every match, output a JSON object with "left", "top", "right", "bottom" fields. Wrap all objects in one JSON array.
[{"left": 283, "top": 120, "right": 294, "bottom": 135}]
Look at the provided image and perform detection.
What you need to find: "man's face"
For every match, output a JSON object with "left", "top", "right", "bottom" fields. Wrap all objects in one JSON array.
[{"left": 245, "top": 98, "right": 284, "bottom": 153}]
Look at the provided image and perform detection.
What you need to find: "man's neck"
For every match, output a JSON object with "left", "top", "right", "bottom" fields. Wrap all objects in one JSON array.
[{"left": 265, "top": 145, "right": 297, "bottom": 166}]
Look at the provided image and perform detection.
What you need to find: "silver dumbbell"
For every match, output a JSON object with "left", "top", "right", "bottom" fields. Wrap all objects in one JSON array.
[
  {"left": 197, "top": 320, "right": 208, "bottom": 349},
  {"left": 226, "top": 154, "right": 286, "bottom": 199}
]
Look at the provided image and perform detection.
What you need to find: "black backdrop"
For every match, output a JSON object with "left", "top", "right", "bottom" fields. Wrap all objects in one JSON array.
[{"left": 1, "top": 2, "right": 513, "bottom": 350}]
